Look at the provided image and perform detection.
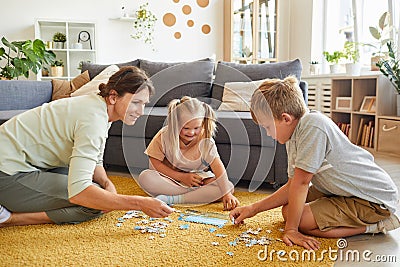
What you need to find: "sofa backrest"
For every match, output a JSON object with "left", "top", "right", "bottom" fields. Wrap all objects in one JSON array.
[
  {"left": 211, "top": 59, "right": 303, "bottom": 109},
  {"left": 0, "top": 80, "right": 52, "bottom": 110},
  {"left": 139, "top": 58, "right": 215, "bottom": 107}
]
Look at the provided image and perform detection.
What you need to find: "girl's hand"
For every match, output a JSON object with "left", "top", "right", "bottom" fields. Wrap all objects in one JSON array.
[
  {"left": 179, "top": 173, "right": 204, "bottom": 187},
  {"left": 222, "top": 193, "right": 240, "bottom": 211}
]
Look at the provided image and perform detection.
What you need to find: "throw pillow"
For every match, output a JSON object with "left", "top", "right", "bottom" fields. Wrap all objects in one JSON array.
[
  {"left": 71, "top": 65, "right": 119, "bottom": 97},
  {"left": 217, "top": 79, "right": 268, "bottom": 112},
  {"left": 51, "top": 70, "right": 90, "bottom": 100},
  {"left": 81, "top": 60, "right": 140, "bottom": 80},
  {"left": 139, "top": 58, "right": 215, "bottom": 107},
  {"left": 211, "top": 59, "right": 302, "bottom": 108}
]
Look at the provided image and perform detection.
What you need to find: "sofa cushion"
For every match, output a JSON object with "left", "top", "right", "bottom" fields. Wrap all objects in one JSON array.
[
  {"left": 0, "top": 80, "right": 52, "bottom": 110},
  {"left": 218, "top": 79, "right": 268, "bottom": 112},
  {"left": 71, "top": 65, "right": 119, "bottom": 97},
  {"left": 211, "top": 59, "right": 303, "bottom": 108},
  {"left": 81, "top": 60, "right": 140, "bottom": 80},
  {"left": 51, "top": 70, "right": 90, "bottom": 100},
  {"left": 139, "top": 58, "right": 215, "bottom": 107}
]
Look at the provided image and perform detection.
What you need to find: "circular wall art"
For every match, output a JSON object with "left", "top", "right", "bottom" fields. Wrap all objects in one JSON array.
[
  {"left": 182, "top": 5, "right": 192, "bottom": 15},
  {"left": 197, "top": 0, "right": 209, "bottom": 8},
  {"left": 202, "top": 24, "right": 211, "bottom": 34},
  {"left": 163, "top": 13, "right": 176, "bottom": 27}
]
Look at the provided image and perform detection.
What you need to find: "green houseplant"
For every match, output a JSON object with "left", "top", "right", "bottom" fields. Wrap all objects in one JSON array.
[
  {"left": 0, "top": 37, "right": 55, "bottom": 79},
  {"left": 369, "top": 12, "right": 393, "bottom": 70},
  {"left": 376, "top": 42, "right": 400, "bottom": 116},
  {"left": 131, "top": 3, "right": 157, "bottom": 45},
  {"left": 53, "top": 32, "right": 66, "bottom": 49},
  {"left": 323, "top": 50, "right": 345, "bottom": 73},
  {"left": 343, "top": 41, "right": 362, "bottom": 75}
]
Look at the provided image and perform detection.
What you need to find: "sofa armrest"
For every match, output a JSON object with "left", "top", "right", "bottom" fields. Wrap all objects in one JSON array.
[{"left": 299, "top": 80, "right": 308, "bottom": 105}]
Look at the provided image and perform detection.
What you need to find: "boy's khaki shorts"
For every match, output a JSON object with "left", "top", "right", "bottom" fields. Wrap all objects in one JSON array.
[{"left": 307, "top": 186, "right": 391, "bottom": 231}]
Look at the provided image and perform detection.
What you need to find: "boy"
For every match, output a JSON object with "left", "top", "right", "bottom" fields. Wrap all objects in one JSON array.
[{"left": 229, "top": 76, "right": 399, "bottom": 250}]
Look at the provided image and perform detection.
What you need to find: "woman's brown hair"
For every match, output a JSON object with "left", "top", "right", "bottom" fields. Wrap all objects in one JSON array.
[{"left": 98, "top": 66, "right": 155, "bottom": 97}]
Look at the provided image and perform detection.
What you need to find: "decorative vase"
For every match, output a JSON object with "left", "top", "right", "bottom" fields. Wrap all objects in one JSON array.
[
  {"left": 345, "top": 63, "right": 361, "bottom": 76},
  {"left": 397, "top": 94, "right": 400, "bottom": 117},
  {"left": 51, "top": 66, "right": 64, "bottom": 77},
  {"left": 53, "top": 42, "right": 64, "bottom": 49}
]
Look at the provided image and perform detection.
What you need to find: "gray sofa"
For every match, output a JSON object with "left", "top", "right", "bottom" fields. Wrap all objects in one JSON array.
[{"left": 0, "top": 58, "right": 307, "bottom": 189}]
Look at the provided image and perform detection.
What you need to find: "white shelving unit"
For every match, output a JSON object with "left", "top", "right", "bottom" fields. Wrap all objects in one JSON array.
[{"left": 34, "top": 19, "right": 97, "bottom": 81}]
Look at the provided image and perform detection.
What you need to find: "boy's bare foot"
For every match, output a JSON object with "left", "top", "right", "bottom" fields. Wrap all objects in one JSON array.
[{"left": 377, "top": 213, "right": 400, "bottom": 234}]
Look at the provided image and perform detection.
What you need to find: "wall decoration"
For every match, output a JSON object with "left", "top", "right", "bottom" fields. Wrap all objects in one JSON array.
[
  {"left": 182, "top": 5, "right": 192, "bottom": 15},
  {"left": 197, "top": 0, "right": 209, "bottom": 8},
  {"left": 163, "top": 0, "right": 211, "bottom": 39},
  {"left": 202, "top": 24, "right": 211, "bottom": 34},
  {"left": 131, "top": 3, "right": 158, "bottom": 45},
  {"left": 174, "top": 32, "right": 182, "bottom": 39},
  {"left": 163, "top": 13, "right": 176, "bottom": 27}
]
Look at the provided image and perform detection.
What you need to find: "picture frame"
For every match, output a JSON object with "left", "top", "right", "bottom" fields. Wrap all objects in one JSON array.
[
  {"left": 336, "top": 97, "right": 352, "bottom": 110},
  {"left": 360, "top": 96, "right": 376, "bottom": 112}
]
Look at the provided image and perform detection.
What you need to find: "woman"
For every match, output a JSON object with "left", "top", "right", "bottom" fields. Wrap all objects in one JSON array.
[{"left": 0, "top": 66, "right": 174, "bottom": 227}]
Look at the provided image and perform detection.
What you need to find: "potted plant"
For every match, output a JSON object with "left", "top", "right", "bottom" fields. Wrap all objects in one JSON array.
[
  {"left": 0, "top": 37, "right": 55, "bottom": 79},
  {"left": 369, "top": 12, "right": 393, "bottom": 70},
  {"left": 131, "top": 3, "right": 157, "bottom": 45},
  {"left": 323, "top": 50, "right": 345, "bottom": 74},
  {"left": 376, "top": 42, "right": 400, "bottom": 116},
  {"left": 343, "top": 41, "right": 362, "bottom": 76},
  {"left": 50, "top": 59, "right": 64, "bottom": 77},
  {"left": 53, "top": 32, "right": 66, "bottom": 49},
  {"left": 309, "top": 61, "right": 320, "bottom": 75}
]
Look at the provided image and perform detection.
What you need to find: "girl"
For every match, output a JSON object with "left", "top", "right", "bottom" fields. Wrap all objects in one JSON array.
[{"left": 137, "top": 96, "right": 239, "bottom": 210}]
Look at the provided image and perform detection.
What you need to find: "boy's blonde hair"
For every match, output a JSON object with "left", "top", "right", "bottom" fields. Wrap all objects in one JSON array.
[
  {"left": 250, "top": 76, "right": 307, "bottom": 123},
  {"left": 167, "top": 96, "right": 217, "bottom": 161}
]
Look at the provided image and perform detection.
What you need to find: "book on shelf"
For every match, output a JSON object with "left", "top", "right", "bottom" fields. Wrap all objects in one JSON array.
[{"left": 356, "top": 119, "right": 374, "bottom": 148}]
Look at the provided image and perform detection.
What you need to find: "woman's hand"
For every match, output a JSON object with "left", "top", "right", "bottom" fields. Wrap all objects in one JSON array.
[
  {"left": 179, "top": 172, "right": 204, "bottom": 187},
  {"left": 139, "top": 197, "right": 175, "bottom": 218},
  {"left": 222, "top": 193, "right": 240, "bottom": 211},
  {"left": 229, "top": 204, "right": 258, "bottom": 224}
]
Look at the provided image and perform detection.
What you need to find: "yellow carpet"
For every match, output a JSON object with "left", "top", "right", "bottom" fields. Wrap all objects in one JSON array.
[{"left": 1, "top": 176, "right": 337, "bottom": 266}]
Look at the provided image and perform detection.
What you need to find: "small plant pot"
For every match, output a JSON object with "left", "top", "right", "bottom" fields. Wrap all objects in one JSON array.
[
  {"left": 309, "top": 64, "right": 320, "bottom": 75},
  {"left": 51, "top": 66, "right": 64, "bottom": 77},
  {"left": 53, "top": 42, "right": 64, "bottom": 49},
  {"left": 329, "top": 64, "right": 341, "bottom": 74},
  {"left": 371, "top": 55, "right": 388, "bottom": 71},
  {"left": 345, "top": 63, "right": 361, "bottom": 76},
  {"left": 41, "top": 69, "right": 49, "bottom": 77}
]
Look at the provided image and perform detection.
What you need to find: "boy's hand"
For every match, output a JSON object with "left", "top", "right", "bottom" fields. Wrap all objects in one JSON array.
[
  {"left": 283, "top": 229, "right": 321, "bottom": 250},
  {"left": 229, "top": 204, "right": 258, "bottom": 224},
  {"left": 179, "top": 173, "right": 203, "bottom": 187},
  {"left": 222, "top": 193, "right": 240, "bottom": 211}
]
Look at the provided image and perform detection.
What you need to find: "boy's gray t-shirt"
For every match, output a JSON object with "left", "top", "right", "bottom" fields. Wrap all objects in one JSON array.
[{"left": 286, "top": 111, "right": 398, "bottom": 213}]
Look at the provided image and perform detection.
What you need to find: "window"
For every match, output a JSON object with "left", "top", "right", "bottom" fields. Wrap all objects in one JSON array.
[{"left": 313, "top": 0, "right": 399, "bottom": 71}]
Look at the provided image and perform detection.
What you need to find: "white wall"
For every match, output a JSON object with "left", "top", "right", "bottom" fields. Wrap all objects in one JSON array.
[
  {"left": 0, "top": 0, "right": 223, "bottom": 63},
  {"left": 0, "top": 0, "right": 312, "bottom": 74}
]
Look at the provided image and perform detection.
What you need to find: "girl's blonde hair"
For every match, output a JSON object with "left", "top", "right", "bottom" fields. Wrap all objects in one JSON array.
[
  {"left": 167, "top": 96, "right": 217, "bottom": 161},
  {"left": 250, "top": 76, "right": 307, "bottom": 123}
]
